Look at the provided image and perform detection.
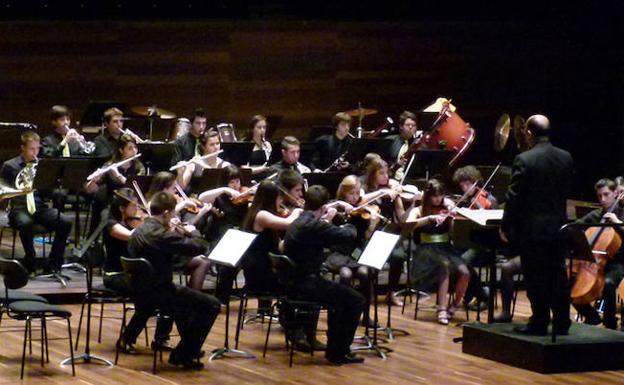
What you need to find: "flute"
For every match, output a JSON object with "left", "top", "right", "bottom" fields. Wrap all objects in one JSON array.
[
  {"left": 86, "top": 153, "right": 142, "bottom": 181},
  {"left": 169, "top": 149, "right": 224, "bottom": 171}
]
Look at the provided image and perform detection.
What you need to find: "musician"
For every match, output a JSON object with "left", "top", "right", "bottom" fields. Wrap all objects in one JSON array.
[
  {"left": 278, "top": 169, "right": 305, "bottom": 209},
  {"left": 41, "top": 105, "right": 91, "bottom": 158},
  {"left": 573, "top": 178, "right": 624, "bottom": 329},
  {"left": 128, "top": 191, "right": 220, "bottom": 370},
  {"left": 312, "top": 112, "right": 353, "bottom": 171},
  {"left": 178, "top": 131, "right": 231, "bottom": 189},
  {"left": 171, "top": 108, "right": 207, "bottom": 165},
  {"left": 408, "top": 179, "right": 471, "bottom": 325},
  {"left": 85, "top": 134, "right": 146, "bottom": 234},
  {"left": 388, "top": 111, "right": 418, "bottom": 181},
  {"left": 104, "top": 189, "right": 171, "bottom": 353},
  {"left": 245, "top": 114, "right": 273, "bottom": 175},
  {"left": 283, "top": 185, "right": 365, "bottom": 365},
  {"left": 1, "top": 131, "right": 72, "bottom": 273},
  {"left": 269, "top": 136, "right": 312, "bottom": 175},
  {"left": 615, "top": 176, "right": 624, "bottom": 196},
  {"left": 93, "top": 107, "right": 125, "bottom": 159},
  {"left": 500, "top": 114, "right": 574, "bottom": 335}
]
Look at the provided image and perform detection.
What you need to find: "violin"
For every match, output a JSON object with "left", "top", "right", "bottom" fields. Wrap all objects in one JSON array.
[
  {"left": 125, "top": 215, "right": 145, "bottom": 229},
  {"left": 231, "top": 186, "right": 255, "bottom": 206}
]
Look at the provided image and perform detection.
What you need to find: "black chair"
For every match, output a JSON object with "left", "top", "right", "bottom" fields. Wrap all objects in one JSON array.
[
  {"left": 0, "top": 257, "right": 75, "bottom": 379},
  {"left": 116, "top": 257, "right": 172, "bottom": 374},
  {"left": 263, "top": 252, "right": 329, "bottom": 367},
  {"left": 234, "top": 287, "right": 279, "bottom": 351}
]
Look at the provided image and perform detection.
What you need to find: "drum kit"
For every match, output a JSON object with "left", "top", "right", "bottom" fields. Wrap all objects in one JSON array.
[{"left": 129, "top": 105, "right": 178, "bottom": 141}]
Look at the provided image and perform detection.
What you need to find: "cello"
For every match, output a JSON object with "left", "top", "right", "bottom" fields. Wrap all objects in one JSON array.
[{"left": 570, "top": 193, "right": 624, "bottom": 305}]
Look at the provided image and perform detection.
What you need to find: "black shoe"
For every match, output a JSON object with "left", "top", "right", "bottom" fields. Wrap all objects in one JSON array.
[
  {"left": 310, "top": 338, "right": 327, "bottom": 352},
  {"left": 493, "top": 313, "right": 513, "bottom": 323},
  {"left": 116, "top": 337, "right": 138, "bottom": 354},
  {"left": 168, "top": 353, "right": 204, "bottom": 370},
  {"left": 152, "top": 340, "right": 174, "bottom": 352},
  {"left": 513, "top": 324, "right": 547, "bottom": 336},
  {"left": 326, "top": 352, "right": 365, "bottom": 365},
  {"left": 584, "top": 314, "right": 602, "bottom": 326}
]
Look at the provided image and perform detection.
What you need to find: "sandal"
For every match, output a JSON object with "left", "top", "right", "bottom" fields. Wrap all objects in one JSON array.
[
  {"left": 447, "top": 304, "right": 460, "bottom": 319},
  {"left": 437, "top": 310, "right": 450, "bottom": 325}
]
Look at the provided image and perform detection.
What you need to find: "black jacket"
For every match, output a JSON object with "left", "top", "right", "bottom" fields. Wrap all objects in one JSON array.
[
  {"left": 312, "top": 134, "right": 352, "bottom": 171},
  {"left": 171, "top": 132, "right": 198, "bottom": 165},
  {"left": 41, "top": 132, "right": 91, "bottom": 158},
  {"left": 501, "top": 140, "right": 574, "bottom": 243}
]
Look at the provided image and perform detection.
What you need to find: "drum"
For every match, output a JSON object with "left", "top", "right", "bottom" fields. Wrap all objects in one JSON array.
[
  {"left": 168, "top": 118, "right": 191, "bottom": 142},
  {"left": 420, "top": 102, "right": 475, "bottom": 166}
]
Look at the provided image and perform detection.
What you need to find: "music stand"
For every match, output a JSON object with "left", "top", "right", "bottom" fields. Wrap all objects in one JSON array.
[
  {"left": 301, "top": 172, "right": 347, "bottom": 196},
  {"left": 189, "top": 168, "right": 252, "bottom": 195},
  {"left": 221, "top": 142, "right": 254, "bottom": 166},
  {"left": 307, "top": 125, "right": 334, "bottom": 141},
  {"left": 345, "top": 138, "right": 396, "bottom": 164},
  {"left": 353, "top": 231, "right": 401, "bottom": 359},
  {"left": 138, "top": 142, "right": 175, "bottom": 174},
  {"left": 410, "top": 149, "right": 455, "bottom": 181},
  {"left": 207, "top": 229, "right": 258, "bottom": 361},
  {"left": 79, "top": 100, "right": 128, "bottom": 134},
  {"left": 267, "top": 142, "right": 283, "bottom": 165}
]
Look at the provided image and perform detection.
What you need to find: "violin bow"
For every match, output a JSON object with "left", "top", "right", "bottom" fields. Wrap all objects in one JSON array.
[{"left": 467, "top": 163, "right": 501, "bottom": 209}]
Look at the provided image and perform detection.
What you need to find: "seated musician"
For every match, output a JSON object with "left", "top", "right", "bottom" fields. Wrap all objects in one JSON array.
[
  {"left": 128, "top": 191, "right": 221, "bottom": 370},
  {"left": 453, "top": 165, "right": 496, "bottom": 311},
  {"left": 357, "top": 152, "right": 382, "bottom": 186},
  {"left": 85, "top": 134, "right": 146, "bottom": 234},
  {"left": 0, "top": 131, "right": 72, "bottom": 273},
  {"left": 269, "top": 136, "right": 312, "bottom": 175},
  {"left": 178, "top": 131, "right": 231, "bottom": 189},
  {"left": 407, "top": 179, "right": 471, "bottom": 325},
  {"left": 171, "top": 108, "right": 207, "bottom": 165},
  {"left": 283, "top": 185, "right": 365, "bottom": 365},
  {"left": 388, "top": 111, "right": 419, "bottom": 181},
  {"left": 362, "top": 157, "right": 412, "bottom": 306},
  {"left": 93, "top": 107, "right": 125, "bottom": 159},
  {"left": 244, "top": 114, "right": 273, "bottom": 175},
  {"left": 105, "top": 188, "right": 171, "bottom": 353},
  {"left": 573, "top": 178, "right": 624, "bottom": 329},
  {"left": 277, "top": 169, "right": 305, "bottom": 210},
  {"left": 41, "top": 105, "right": 92, "bottom": 158},
  {"left": 312, "top": 112, "right": 353, "bottom": 171}
]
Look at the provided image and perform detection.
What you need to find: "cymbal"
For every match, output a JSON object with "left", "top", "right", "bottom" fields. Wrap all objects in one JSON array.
[
  {"left": 512, "top": 114, "right": 525, "bottom": 132},
  {"left": 493, "top": 113, "right": 511, "bottom": 152},
  {"left": 344, "top": 107, "right": 378, "bottom": 117},
  {"left": 131, "top": 105, "right": 177, "bottom": 119}
]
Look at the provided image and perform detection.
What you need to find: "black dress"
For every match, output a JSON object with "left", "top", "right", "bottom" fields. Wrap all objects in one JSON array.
[{"left": 241, "top": 228, "right": 279, "bottom": 293}]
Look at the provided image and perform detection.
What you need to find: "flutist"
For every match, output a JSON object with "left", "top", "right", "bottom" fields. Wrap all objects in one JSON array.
[{"left": 0, "top": 131, "right": 72, "bottom": 274}]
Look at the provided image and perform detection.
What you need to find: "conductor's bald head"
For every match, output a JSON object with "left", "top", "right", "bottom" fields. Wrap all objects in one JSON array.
[{"left": 526, "top": 114, "right": 550, "bottom": 137}]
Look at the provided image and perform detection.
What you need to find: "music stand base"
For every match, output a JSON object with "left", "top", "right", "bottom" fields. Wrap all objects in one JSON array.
[
  {"left": 62, "top": 262, "right": 86, "bottom": 273},
  {"left": 60, "top": 353, "right": 114, "bottom": 367},
  {"left": 35, "top": 272, "right": 70, "bottom": 288},
  {"left": 209, "top": 347, "right": 255, "bottom": 361}
]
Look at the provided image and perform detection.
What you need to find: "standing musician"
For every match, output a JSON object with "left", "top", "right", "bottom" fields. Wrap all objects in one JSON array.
[
  {"left": 362, "top": 157, "right": 412, "bottom": 306},
  {"left": 269, "top": 136, "right": 312, "bottom": 175},
  {"left": 104, "top": 189, "right": 171, "bottom": 353},
  {"left": 41, "top": 105, "right": 92, "bottom": 158},
  {"left": 85, "top": 134, "right": 146, "bottom": 234},
  {"left": 312, "top": 112, "right": 353, "bottom": 171},
  {"left": 178, "top": 130, "right": 231, "bottom": 189},
  {"left": 573, "top": 178, "right": 624, "bottom": 329},
  {"left": 388, "top": 111, "right": 419, "bottom": 181},
  {"left": 245, "top": 114, "right": 273, "bottom": 175},
  {"left": 408, "top": 179, "right": 471, "bottom": 325},
  {"left": 1, "top": 131, "right": 73, "bottom": 273},
  {"left": 500, "top": 114, "right": 574, "bottom": 336},
  {"left": 128, "top": 191, "right": 221, "bottom": 370},
  {"left": 283, "top": 185, "right": 365, "bottom": 365},
  {"left": 93, "top": 107, "right": 125, "bottom": 159},
  {"left": 171, "top": 108, "right": 207, "bottom": 165}
]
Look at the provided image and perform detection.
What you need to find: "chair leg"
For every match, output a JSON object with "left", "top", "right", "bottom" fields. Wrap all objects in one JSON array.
[
  {"left": 152, "top": 316, "right": 159, "bottom": 374},
  {"left": 21, "top": 317, "right": 29, "bottom": 380},
  {"left": 12, "top": 230, "right": 16, "bottom": 259},
  {"left": 234, "top": 294, "right": 245, "bottom": 350},
  {"left": 43, "top": 317, "right": 49, "bottom": 363},
  {"left": 28, "top": 318, "right": 33, "bottom": 354},
  {"left": 75, "top": 298, "right": 87, "bottom": 350},
  {"left": 66, "top": 318, "right": 75, "bottom": 376},
  {"left": 241, "top": 297, "right": 248, "bottom": 330},
  {"left": 40, "top": 318, "right": 45, "bottom": 367},
  {"left": 263, "top": 303, "right": 275, "bottom": 358},
  {"left": 98, "top": 302, "right": 105, "bottom": 343},
  {"left": 115, "top": 306, "right": 127, "bottom": 366},
  {"left": 414, "top": 293, "right": 420, "bottom": 320}
]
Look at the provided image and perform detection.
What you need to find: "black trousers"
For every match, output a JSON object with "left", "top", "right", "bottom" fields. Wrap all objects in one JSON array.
[
  {"left": 291, "top": 276, "right": 365, "bottom": 358},
  {"left": 9, "top": 206, "right": 72, "bottom": 271},
  {"left": 520, "top": 241, "right": 571, "bottom": 331},
  {"left": 129, "top": 286, "right": 221, "bottom": 360},
  {"left": 574, "top": 262, "right": 624, "bottom": 329}
]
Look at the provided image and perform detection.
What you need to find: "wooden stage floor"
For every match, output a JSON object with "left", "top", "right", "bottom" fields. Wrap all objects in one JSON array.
[{"left": 1, "top": 291, "right": 624, "bottom": 384}]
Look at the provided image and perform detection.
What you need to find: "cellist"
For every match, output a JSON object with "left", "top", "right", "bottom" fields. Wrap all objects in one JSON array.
[{"left": 573, "top": 178, "right": 624, "bottom": 329}]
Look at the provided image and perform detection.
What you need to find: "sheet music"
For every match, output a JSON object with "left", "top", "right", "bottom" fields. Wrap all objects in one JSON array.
[
  {"left": 456, "top": 208, "right": 504, "bottom": 226},
  {"left": 207, "top": 229, "right": 257, "bottom": 267},
  {"left": 358, "top": 231, "right": 401, "bottom": 270}
]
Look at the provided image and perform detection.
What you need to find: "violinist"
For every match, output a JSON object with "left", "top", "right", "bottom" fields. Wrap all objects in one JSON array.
[
  {"left": 85, "top": 134, "right": 146, "bottom": 234},
  {"left": 388, "top": 111, "right": 418, "bottom": 181},
  {"left": 210, "top": 165, "right": 251, "bottom": 240},
  {"left": 178, "top": 130, "right": 231, "bottom": 189},
  {"left": 452, "top": 166, "right": 497, "bottom": 209},
  {"left": 245, "top": 114, "right": 273, "bottom": 175},
  {"left": 41, "top": 105, "right": 91, "bottom": 158},
  {"left": 278, "top": 169, "right": 305, "bottom": 210},
  {"left": 93, "top": 107, "right": 125, "bottom": 159},
  {"left": 407, "top": 179, "right": 470, "bottom": 325},
  {"left": 312, "top": 112, "right": 353, "bottom": 171},
  {"left": 362, "top": 157, "right": 413, "bottom": 306},
  {"left": 573, "top": 178, "right": 624, "bottom": 329}
]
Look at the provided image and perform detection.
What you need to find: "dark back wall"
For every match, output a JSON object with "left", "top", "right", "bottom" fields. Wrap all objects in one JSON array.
[{"left": 0, "top": 16, "right": 620, "bottom": 199}]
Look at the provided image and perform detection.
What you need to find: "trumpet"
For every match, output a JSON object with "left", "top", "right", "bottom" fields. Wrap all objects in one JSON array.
[
  {"left": 86, "top": 153, "right": 142, "bottom": 181},
  {"left": 61, "top": 125, "right": 96, "bottom": 154}
]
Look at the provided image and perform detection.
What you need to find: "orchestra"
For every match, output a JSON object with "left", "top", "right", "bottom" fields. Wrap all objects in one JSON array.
[{"left": 6, "top": 100, "right": 620, "bottom": 372}]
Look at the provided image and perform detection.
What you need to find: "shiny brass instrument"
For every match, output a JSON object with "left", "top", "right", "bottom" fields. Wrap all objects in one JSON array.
[
  {"left": 60, "top": 125, "right": 96, "bottom": 154},
  {"left": 15, "top": 161, "right": 37, "bottom": 191}
]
